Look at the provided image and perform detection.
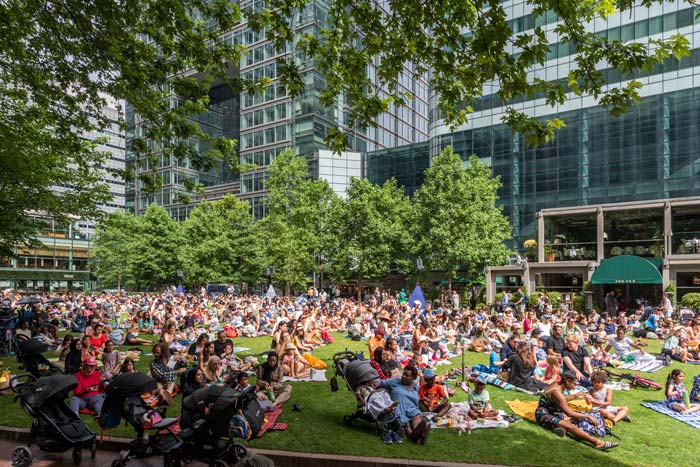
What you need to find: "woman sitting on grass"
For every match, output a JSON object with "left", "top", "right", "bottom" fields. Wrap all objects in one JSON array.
[
  {"left": 536, "top": 370, "right": 619, "bottom": 451},
  {"left": 377, "top": 365, "right": 429, "bottom": 444},
  {"left": 665, "top": 369, "right": 700, "bottom": 413}
]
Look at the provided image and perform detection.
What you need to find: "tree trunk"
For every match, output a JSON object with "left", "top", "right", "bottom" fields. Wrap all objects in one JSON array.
[{"left": 357, "top": 264, "right": 363, "bottom": 302}]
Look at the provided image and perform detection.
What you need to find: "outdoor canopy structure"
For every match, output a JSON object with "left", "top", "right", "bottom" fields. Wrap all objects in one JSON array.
[{"left": 590, "top": 255, "right": 663, "bottom": 285}]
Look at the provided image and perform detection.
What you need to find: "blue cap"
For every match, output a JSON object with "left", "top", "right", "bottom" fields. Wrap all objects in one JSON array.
[{"left": 423, "top": 369, "right": 436, "bottom": 379}]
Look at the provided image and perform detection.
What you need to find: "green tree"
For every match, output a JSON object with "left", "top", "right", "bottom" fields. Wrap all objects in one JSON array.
[
  {"left": 413, "top": 148, "right": 511, "bottom": 293},
  {"left": 0, "top": 0, "right": 265, "bottom": 254},
  {"left": 128, "top": 204, "right": 183, "bottom": 290},
  {"left": 330, "top": 178, "right": 412, "bottom": 300},
  {"left": 258, "top": 149, "right": 314, "bottom": 294},
  {"left": 91, "top": 211, "right": 138, "bottom": 290},
  {"left": 249, "top": 0, "right": 690, "bottom": 152},
  {"left": 181, "top": 195, "right": 262, "bottom": 287}
]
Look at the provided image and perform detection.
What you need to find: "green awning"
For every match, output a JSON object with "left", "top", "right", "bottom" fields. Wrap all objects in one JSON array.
[{"left": 590, "top": 255, "right": 662, "bottom": 285}]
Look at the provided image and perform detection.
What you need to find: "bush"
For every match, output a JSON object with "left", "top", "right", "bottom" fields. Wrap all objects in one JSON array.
[
  {"left": 547, "top": 291, "right": 561, "bottom": 308},
  {"left": 681, "top": 293, "right": 700, "bottom": 310},
  {"left": 476, "top": 302, "right": 486, "bottom": 310},
  {"left": 494, "top": 292, "right": 503, "bottom": 305},
  {"left": 528, "top": 294, "right": 540, "bottom": 308},
  {"left": 572, "top": 294, "right": 584, "bottom": 312}
]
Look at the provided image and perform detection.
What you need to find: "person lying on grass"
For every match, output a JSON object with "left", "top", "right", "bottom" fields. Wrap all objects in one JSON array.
[
  {"left": 586, "top": 370, "right": 631, "bottom": 425},
  {"left": 535, "top": 370, "right": 619, "bottom": 451}
]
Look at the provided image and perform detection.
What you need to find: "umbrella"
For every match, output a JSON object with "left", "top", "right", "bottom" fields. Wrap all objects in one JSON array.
[
  {"left": 294, "top": 295, "right": 308, "bottom": 305},
  {"left": 15, "top": 296, "right": 42, "bottom": 305},
  {"left": 409, "top": 284, "right": 427, "bottom": 309},
  {"left": 265, "top": 284, "right": 276, "bottom": 300},
  {"left": 43, "top": 297, "right": 64, "bottom": 304}
]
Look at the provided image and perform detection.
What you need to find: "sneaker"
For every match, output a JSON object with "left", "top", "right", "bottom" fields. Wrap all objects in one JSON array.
[
  {"left": 391, "top": 431, "right": 402, "bottom": 444},
  {"left": 664, "top": 355, "right": 672, "bottom": 367},
  {"left": 553, "top": 427, "right": 566, "bottom": 437},
  {"left": 384, "top": 432, "right": 393, "bottom": 444},
  {"left": 622, "top": 415, "right": 632, "bottom": 423},
  {"left": 459, "top": 381, "right": 470, "bottom": 394}
]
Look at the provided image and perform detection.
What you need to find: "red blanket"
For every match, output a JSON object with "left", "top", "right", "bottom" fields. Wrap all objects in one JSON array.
[{"left": 257, "top": 406, "right": 287, "bottom": 437}]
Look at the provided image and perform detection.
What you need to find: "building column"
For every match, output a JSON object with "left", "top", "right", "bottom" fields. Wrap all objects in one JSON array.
[
  {"left": 485, "top": 267, "right": 494, "bottom": 305},
  {"left": 662, "top": 263, "right": 671, "bottom": 291},
  {"left": 537, "top": 212, "right": 544, "bottom": 262},
  {"left": 596, "top": 207, "right": 604, "bottom": 263},
  {"left": 664, "top": 201, "right": 672, "bottom": 256}
]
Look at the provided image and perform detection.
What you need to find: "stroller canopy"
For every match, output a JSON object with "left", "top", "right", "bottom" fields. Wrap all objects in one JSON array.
[
  {"left": 23, "top": 374, "right": 78, "bottom": 409},
  {"left": 19, "top": 337, "right": 49, "bottom": 356},
  {"left": 106, "top": 372, "right": 157, "bottom": 399},
  {"left": 343, "top": 359, "right": 379, "bottom": 390},
  {"left": 183, "top": 385, "right": 237, "bottom": 413}
]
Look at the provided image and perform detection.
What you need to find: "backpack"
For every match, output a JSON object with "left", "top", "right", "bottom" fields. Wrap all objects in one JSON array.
[
  {"left": 576, "top": 411, "right": 608, "bottom": 437},
  {"left": 230, "top": 414, "right": 252, "bottom": 440},
  {"left": 98, "top": 400, "right": 122, "bottom": 429},
  {"left": 690, "top": 375, "right": 700, "bottom": 403}
]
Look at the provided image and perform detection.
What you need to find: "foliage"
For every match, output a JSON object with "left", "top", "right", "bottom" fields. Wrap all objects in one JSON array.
[
  {"left": 127, "top": 205, "right": 183, "bottom": 290},
  {"left": 258, "top": 149, "right": 341, "bottom": 294},
  {"left": 181, "top": 195, "right": 262, "bottom": 287},
  {"left": 523, "top": 239, "right": 537, "bottom": 249},
  {"left": 528, "top": 294, "right": 541, "bottom": 308},
  {"left": 583, "top": 280, "right": 593, "bottom": 292},
  {"left": 413, "top": 148, "right": 511, "bottom": 290},
  {"left": 547, "top": 291, "right": 561, "bottom": 308},
  {"left": 330, "top": 178, "right": 412, "bottom": 299},
  {"left": 573, "top": 293, "right": 584, "bottom": 312},
  {"left": 681, "top": 293, "right": 700, "bottom": 310},
  {"left": 249, "top": 0, "right": 690, "bottom": 154},
  {"left": 494, "top": 292, "right": 504, "bottom": 305},
  {"left": 91, "top": 211, "right": 139, "bottom": 289},
  {"left": 0, "top": 0, "right": 268, "bottom": 253}
]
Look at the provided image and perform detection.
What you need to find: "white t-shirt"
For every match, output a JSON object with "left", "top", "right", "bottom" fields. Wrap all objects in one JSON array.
[{"left": 607, "top": 336, "right": 632, "bottom": 357}]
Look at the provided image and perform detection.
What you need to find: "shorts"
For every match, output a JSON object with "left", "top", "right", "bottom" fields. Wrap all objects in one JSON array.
[
  {"left": 594, "top": 405, "right": 619, "bottom": 415},
  {"left": 535, "top": 407, "right": 563, "bottom": 430}
]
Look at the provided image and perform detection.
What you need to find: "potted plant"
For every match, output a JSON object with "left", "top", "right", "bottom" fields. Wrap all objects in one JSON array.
[
  {"left": 523, "top": 239, "right": 537, "bottom": 260},
  {"left": 544, "top": 246, "right": 556, "bottom": 262}
]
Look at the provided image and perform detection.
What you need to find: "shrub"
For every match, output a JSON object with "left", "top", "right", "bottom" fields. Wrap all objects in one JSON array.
[
  {"left": 476, "top": 302, "right": 486, "bottom": 310},
  {"left": 494, "top": 292, "right": 503, "bottom": 305},
  {"left": 547, "top": 291, "right": 561, "bottom": 308},
  {"left": 572, "top": 294, "right": 584, "bottom": 312},
  {"left": 681, "top": 293, "right": 700, "bottom": 310},
  {"left": 528, "top": 294, "right": 540, "bottom": 308}
]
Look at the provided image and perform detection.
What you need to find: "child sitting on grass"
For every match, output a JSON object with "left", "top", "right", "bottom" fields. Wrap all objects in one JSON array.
[
  {"left": 665, "top": 369, "right": 700, "bottom": 413},
  {"left": 468, "top": 375, "right": 499, "bottom": 420},
  {"left": 541, "top": 355, "right": 561, "bottom": 385},
  {"left": 587, "top": 371, "right": 630, "bottom": 424}
]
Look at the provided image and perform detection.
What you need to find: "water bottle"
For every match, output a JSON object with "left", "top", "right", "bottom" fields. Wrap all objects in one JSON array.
[
  {"left": 268, "top": 389, "right": 276, "bottom": 402},
  {"left": 358, "top": 350, "right": 364, "bottom": 360}
]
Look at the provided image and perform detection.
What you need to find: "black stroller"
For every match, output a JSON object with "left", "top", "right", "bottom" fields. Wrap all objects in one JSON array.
[
  {"left": 101, "top": 372, "right": 182, "bottom": 467},
  {"left": 330, "top": 351, "right": 400, "bottom": 433},
  {"left": 179, "top": 385, "right": 249, "bottom": 466},
  {"left": 15, "top": 336, "right": 64, "bottom": 378},
  {"left": 10, "top": 374, "right": 97, "bottom": 467}
]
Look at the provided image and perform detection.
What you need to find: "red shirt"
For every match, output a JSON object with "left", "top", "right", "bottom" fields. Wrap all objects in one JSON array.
[
  {"left": 89, "top": 333, "right": 108, "bottom": 349},
  {"left": 418, "top": 383, "right": 447, "bottom": 410},
  {"left": 73, "top": 370, "right": 103, "bottom": 398}
]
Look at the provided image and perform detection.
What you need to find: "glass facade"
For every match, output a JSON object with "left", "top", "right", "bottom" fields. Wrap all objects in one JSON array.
[
  {"left": 364, "top": 141, "right": 430, "bottom": 196},
  {"left": 432, "top": 88, "right": 700, "bottom": 251}
]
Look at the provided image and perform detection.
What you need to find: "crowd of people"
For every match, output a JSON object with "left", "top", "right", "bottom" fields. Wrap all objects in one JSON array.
[{"left": 1, "top": 286, "right": 700, "bottom": 449}]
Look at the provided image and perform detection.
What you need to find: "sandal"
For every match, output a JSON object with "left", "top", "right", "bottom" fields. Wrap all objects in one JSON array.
[{"left": 595, "top": 441, "right": 619, "bottom": 451}]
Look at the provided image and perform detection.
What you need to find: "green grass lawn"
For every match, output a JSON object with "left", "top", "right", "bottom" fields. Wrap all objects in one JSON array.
[{"left": 1, "top": 333, "right": 697, "bottom": 467}]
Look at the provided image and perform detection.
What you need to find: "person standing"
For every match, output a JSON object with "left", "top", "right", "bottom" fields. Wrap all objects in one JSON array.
[
  {"left": 662, "top": 293, "right": 674, "bottom": 319},
  {"left": 605, "top": 291, "right": 618, "bottom": 317}
]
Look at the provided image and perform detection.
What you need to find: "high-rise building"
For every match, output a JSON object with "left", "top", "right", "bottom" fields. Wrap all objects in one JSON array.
[
  {"left": 365, "top": 2, "right": 700, "bottom": 305},
  {"left": 126, "top": 0, "right": 430, "bottom": 219}
]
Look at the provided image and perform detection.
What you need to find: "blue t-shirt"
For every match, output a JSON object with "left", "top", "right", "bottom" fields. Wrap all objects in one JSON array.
[
  {"left": 379, "top": 378, "right": 421, "bottom": 424},
  {"left": 645, "top": 314, "right": 657, "bottom": 331},
  {"left": 488, "top": 351, "right": 501, "bottom": 373}
]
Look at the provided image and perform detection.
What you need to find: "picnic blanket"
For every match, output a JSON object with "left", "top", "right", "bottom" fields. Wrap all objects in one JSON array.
[
  {"left": 642, "top": 401, "right": 700, "bottom": 428},
  {"left": 257, "top": 406, "right": 288, "bottom": 437},
  {"left": 283, "top": 369, "right": 327, "bottom": 382},
  {"left": 433, "top": 403, "right": 510, "bottom": 431},
  {"left": 506, "top": 398, "right": 594, "bottom": 423},
  {"left": 471, "top": 370, "right": 516, "bottom": 392},
  {"left": 617, "top": 360, "right": 665, "bottom": 372}
]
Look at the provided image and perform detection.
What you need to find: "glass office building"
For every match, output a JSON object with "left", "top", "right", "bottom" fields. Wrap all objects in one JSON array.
[{"left": 388, "top": 1, "right": 700, "bottom": 252}]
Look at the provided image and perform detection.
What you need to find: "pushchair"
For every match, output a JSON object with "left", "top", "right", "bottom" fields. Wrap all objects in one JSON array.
[
  {"left": 179, "top": 385, "right": 249, "bottom": 466},
  {"left": 330, "top": 351, "right": 399, "bottom": 434},
  {"left": 100, "top": 372, "right": 182, "bottom": 467},
  {"left": 14, "top": 336, "right": 64, "bottom": 378},
  {"left": 10, "top": 374, "right": 97, "bottom": 467}
]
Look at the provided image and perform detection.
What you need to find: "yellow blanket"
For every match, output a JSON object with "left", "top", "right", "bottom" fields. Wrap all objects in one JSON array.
[{"left": 505, "top": 398, "right": 593, "bottom": 422}]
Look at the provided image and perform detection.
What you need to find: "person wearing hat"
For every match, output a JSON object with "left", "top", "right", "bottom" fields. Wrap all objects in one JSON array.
[
  {"left": 69, "top": 355, "right": 105, "bottom": 416},
  {"left": 368, "top": 327, "right": 386, "bottom": 356},
  {"left": 418, "top": 369, "right": 451, "bottom": 418},
  {"left": 535, "top": 370, "right": 619, "bottom": 450},
  {"left": 281, "top": 343, "right": 311, "bottom": 378},
  {"left": 468, "top": 375, "right": 499, "bottom": 420}
]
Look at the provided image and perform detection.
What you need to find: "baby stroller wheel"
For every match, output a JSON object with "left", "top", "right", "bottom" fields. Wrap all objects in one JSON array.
[
  {"left": 111, "top": 460, "right": 124, "bottom": 467},
  {"left": 72, "top": 447, "right": 82, "bottom": 465},
  {"left": 233, "top": 443, "right": 248, "bottom": 460},
  {"left": 209, "top": 461, "right": 228, "bottom": 467},
  {"left": 91, "top": 440, "right": 97, "bottom": 459},
  {"left": 11, "top": 445, "right": 32, "bottom": 467}
]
